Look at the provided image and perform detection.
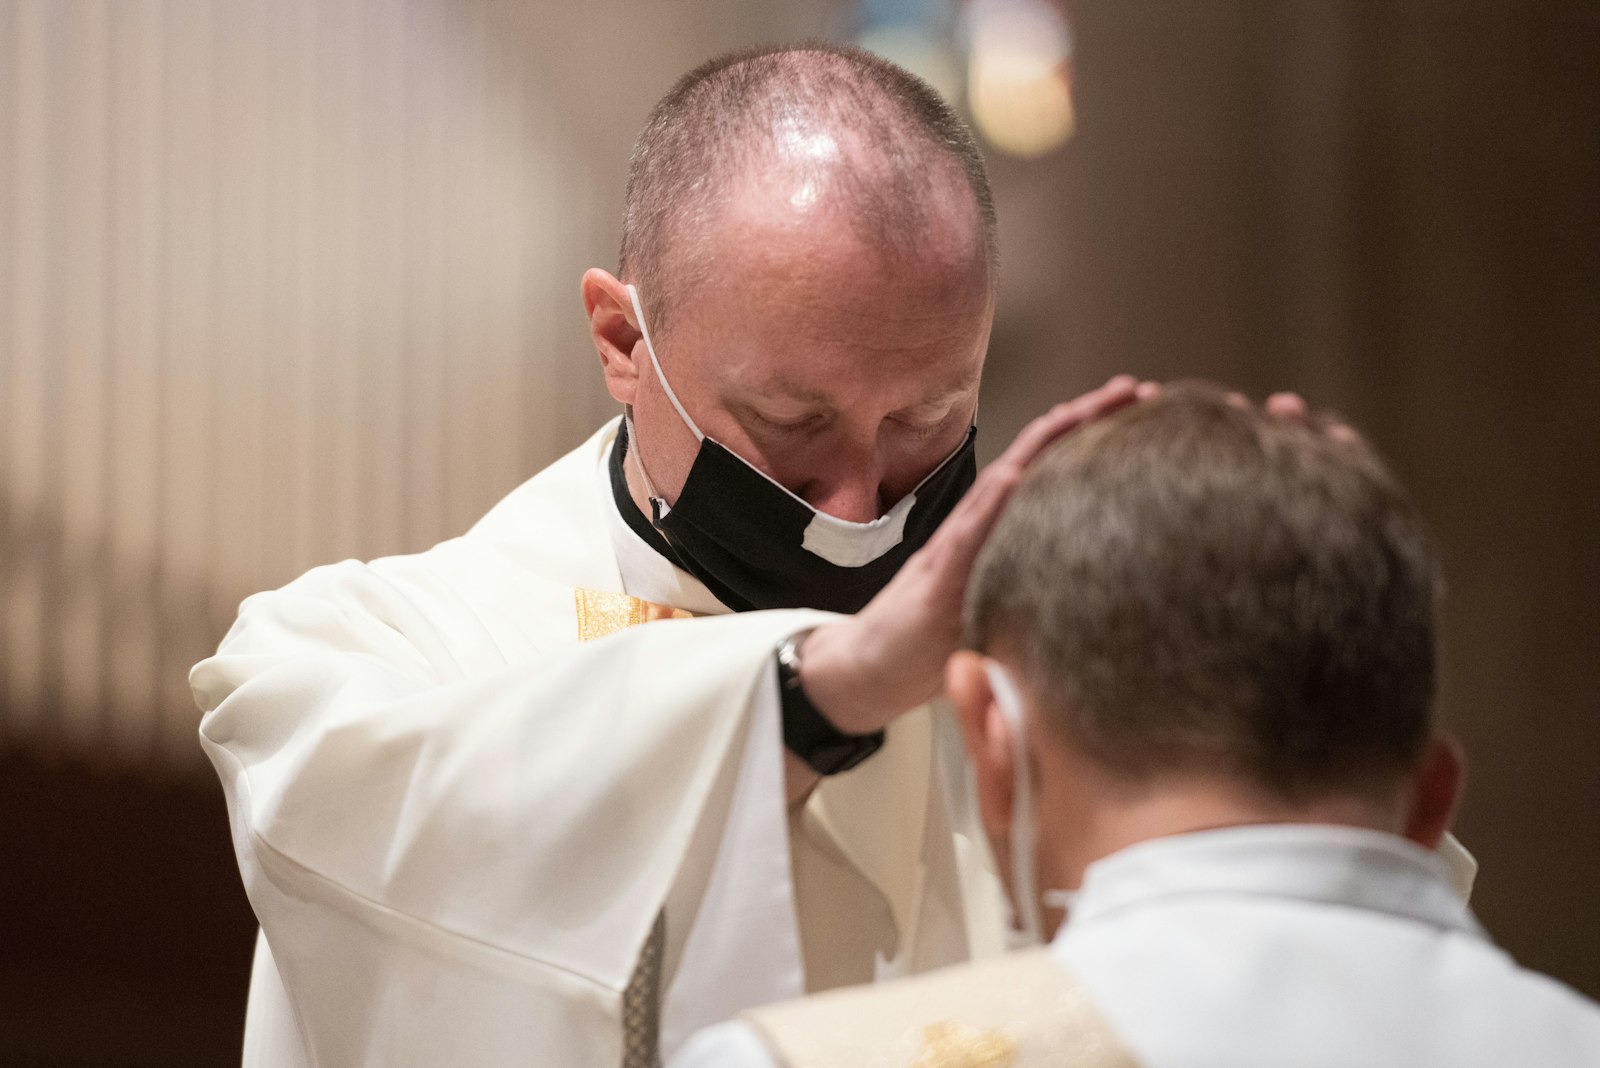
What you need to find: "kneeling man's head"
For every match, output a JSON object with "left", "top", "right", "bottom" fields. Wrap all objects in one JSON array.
[{"left": 948, "top": 382, "right": 1463, "bottom": 917}]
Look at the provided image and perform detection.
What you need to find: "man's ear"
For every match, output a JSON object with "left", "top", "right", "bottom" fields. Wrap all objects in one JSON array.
[
  {"left": 1403, "top": 732, "right": 1466, "bottom": 851},
  {"left": 581, "top": 268, "right": 643, "bottom": 406},
  {"left": 945, "top": 651, "right": 1017, "bottom": 848}
]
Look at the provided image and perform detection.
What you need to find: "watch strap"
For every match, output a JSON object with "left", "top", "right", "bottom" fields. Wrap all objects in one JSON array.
[{"left": 775, "top": 631, "right": 885, "bottom": 776}]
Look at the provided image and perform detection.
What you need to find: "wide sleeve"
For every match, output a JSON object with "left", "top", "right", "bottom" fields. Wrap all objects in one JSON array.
[{"left": 192, "top": 558, "right": 832, "bottom": 1066}]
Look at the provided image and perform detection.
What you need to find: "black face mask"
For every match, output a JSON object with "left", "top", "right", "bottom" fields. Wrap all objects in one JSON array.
[
  {"left": 616, "top": 420, "right": 977, "bottom": 614},
  {"left": 614, "top": 284, "right": 979, "bottom": 614}
]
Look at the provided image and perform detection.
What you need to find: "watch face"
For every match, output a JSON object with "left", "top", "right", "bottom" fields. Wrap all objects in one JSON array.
[{"left": 777, "top": 637, "right": 807, "bottom": 688}]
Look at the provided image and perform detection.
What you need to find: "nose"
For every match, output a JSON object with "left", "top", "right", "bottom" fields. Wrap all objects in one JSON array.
[{"left": 797, "top": 447, "right": 891, "bottom": 523}]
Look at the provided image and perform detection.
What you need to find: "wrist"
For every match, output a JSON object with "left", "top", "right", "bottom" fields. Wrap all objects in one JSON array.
[
  {"left": 792, "top": 621, "right": 886, "bottom": 735},
  {"left": 777, "top": 627, "right": 884, "bottom": 776}
]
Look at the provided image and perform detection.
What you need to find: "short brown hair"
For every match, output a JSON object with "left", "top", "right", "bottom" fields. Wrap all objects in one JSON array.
[
  {"left": 965, "top": 383, "right": 1440, "bottom": 801},
  {"left": 619, "top": 42, "right": 997, "bottom": 334}
]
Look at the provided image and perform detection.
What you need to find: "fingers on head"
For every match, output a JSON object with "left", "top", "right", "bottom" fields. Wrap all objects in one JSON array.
[
  {"left": 1327, "top": 422, "right": 1362, "bottom": 445},
  {"left": 1265, "top": 391, "right": 1310, "bottom": 419},
  {"left": 1004, "top": 380, "right": 1136, "bottom": 467}
]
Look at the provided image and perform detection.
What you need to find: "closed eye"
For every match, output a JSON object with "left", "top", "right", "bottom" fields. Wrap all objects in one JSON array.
[
  {"left": 751, "top": 408, "right": 829, "bottom": 434},
  {"left": 893, "top": 419, "right": 947, "bottom": 442},
  {"left": 890, "top": 405, "right": 958, "bottom": 439}
]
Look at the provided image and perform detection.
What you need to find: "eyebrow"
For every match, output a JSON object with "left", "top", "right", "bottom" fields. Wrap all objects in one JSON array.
[
  {"left": 759, "top": 380, "right": 835, "bottom": 407},
  {"left": 750, "top": 377, "right": 977, "bottom": 412}
]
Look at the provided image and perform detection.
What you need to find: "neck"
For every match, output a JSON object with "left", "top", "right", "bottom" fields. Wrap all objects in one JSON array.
[{"left": 1040, "top": 773, "right": 1408, "bottom": 892}]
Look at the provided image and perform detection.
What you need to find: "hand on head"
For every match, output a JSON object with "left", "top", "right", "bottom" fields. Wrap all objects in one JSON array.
[{"left": 797, "top": 375, "right": 1148, "bottom": 735}]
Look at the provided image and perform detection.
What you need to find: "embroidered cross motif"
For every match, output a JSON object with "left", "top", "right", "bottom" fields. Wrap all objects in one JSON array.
[{"left": 911, "top": 1020, "right": 1019, "bottom": 1068}]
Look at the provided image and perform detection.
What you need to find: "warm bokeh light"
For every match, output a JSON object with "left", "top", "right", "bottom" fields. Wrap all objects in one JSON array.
[{"left": 964, "top": 0, "right": 1074, "bottom": 158}]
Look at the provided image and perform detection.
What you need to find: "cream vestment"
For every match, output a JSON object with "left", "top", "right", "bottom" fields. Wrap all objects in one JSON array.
[
  {"left": 193, "top": 419, "right": 1005, "bottom": 1067},
  {"left": 673, "top": 825, "right": 1600, "bottom": 1068}
]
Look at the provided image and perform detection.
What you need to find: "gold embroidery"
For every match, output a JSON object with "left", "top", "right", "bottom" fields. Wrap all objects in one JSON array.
[
  {"left": 911, "top": 1021, "right": 1018, "bottom": 1068},
  {"left": 746, "top": 950, "right": 1139, "bottom": 1068},
  {"left": 574, "top": 589, "right": 692, "bottom": 643}
]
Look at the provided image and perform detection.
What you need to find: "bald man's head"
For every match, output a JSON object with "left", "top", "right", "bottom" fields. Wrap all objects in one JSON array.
[{"left": 620, "top": 43, "right": 997, "bottom": 335}]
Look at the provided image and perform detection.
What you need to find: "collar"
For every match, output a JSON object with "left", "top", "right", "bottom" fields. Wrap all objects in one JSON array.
[
  {"left": 600, "top": 421, "right": 730, "bottom": 617},
  {"left": 1062, "top": 824, "right": 1482, "bottom": 940}
]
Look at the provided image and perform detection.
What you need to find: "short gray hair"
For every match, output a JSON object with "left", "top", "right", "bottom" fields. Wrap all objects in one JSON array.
[
  {"left": 619, "top": 42, "right": 997, "bottom": 334},
  {"left": 965, "top": 383, "right": 1440, "bottom": 801}
]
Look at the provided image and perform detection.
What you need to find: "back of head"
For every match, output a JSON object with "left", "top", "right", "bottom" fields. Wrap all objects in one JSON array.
[
  {"left": 620, "top": 42, "right": 996, "bottom": 332},
  {"left": 965, "top": 383, "right": 1440, "bottom": 803}
]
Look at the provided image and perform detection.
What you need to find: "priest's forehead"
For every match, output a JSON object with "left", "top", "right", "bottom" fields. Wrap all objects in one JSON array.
[{"left": 641, "top": 182, "right": 991, "bottom": 428}]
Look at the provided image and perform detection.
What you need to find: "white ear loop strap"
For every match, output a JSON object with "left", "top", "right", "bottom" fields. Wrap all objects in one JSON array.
[
  {"left": 626, "top": 283, "right": 704, "bottom": 441},
  {"left": 622, "top": 411, "right": 663, "bottom": 503},
  {"left": 984, "top": 660, "right": 1044, "bottom": 944}
]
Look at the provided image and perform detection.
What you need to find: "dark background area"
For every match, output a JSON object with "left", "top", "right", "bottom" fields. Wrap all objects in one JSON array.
[
  {"left": 0, "top": 755, "right": 256, "bottom": 1067},
  {"left": 2, "top": 2, "right": 1596, "bottom": 1064}
]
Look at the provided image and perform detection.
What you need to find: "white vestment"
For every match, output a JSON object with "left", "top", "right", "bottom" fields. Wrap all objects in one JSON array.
[
  {"left": 674, "top": 824, "right": 1600, "bottom": 1067},
  {"left": 193, "top": 418, "right": 1002, "bottom": 1067}
]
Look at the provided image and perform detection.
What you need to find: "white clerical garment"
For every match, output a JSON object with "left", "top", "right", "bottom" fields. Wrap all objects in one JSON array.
[
  {"left": 192, "top": 418, "right": 1003, "bottom": 1067},
  {"left": 673, "top": 824, "right": 1600, "bottom": 1067}
]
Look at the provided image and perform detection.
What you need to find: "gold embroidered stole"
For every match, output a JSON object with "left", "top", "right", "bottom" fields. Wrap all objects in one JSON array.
[
  {"left": 744, "top": 949, "right": 1141, "bottom": 1068},
  {"left": 576, "top": 588, "right": 695, "bottom": 642},
  {"left": 574, "top": 589, "right": 694, "bottom": 1068}
]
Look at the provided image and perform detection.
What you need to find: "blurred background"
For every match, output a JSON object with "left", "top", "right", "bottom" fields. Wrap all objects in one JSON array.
[{"left": 1, "top": 0, "right": 1595, "bottom": 1063}]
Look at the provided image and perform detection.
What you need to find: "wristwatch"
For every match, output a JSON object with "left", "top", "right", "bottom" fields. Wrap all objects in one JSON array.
[{"left": 775, "top": 630, "right": 885, "bottom": 776}]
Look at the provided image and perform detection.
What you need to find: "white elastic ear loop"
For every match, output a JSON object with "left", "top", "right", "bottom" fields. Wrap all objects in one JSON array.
[
  {"left": 984, "top": 660, "right": 1044, "bottom": 945},
  {"left": 622, "top": 410, "right": 663, "bottom": 504},
  {"left": 625, "top": 284, "right": 704, "bottom": 441}
]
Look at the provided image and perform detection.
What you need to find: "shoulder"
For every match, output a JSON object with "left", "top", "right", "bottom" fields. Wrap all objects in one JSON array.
[
  {"left": 1441, "top": 947, "right": 1600, "bottom": 1063},
  {"left": 451, "top": 418, "right": 622, "bottom": 592},
  {"left": 210, "top": 421, "right": 623, "bottom": 665},
  {"left": 1055, "top": 896, "right": 1600, "bottom": 1068}
]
